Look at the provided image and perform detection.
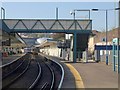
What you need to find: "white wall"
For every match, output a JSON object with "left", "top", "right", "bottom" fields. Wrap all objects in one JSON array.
[
  {"left": 40, "top": 43, "right": 69, "bottom": 60},
  {"left": 88, "top": 37, "right": 94, "bottom": 54}
]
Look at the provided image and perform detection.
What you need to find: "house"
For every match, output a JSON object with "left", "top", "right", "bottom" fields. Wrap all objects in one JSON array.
[{"left": 88, "top": 27, "right": 120, "bottom": 64}]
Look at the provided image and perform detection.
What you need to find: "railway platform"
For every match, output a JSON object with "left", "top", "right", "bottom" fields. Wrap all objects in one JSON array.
[
  {"left": 71, "top": 62, "right": 118, "bottom": 89},
  {"left": 46, "top": 55, "right": 118, "bottom": 89},
  {"left": 1, "top": 54, "right": 25, "bottom": 66}
]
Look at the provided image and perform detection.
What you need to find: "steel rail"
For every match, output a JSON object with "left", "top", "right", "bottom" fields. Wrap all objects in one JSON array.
[
  {"left": 45, "top": 57, "right": 64, "bottom": 89},
  {"left": 39, "top": 53, "right": 64, "bottom": 89},
  {"left": 2, "top": 60, "right": 31, "bottom": 89},
  {"left": 28, "top": 61, "right": 42, "bottom": 89},
  {"left": 2, "top": 58, "right": 25, "bottom": 79},
  {"left": 41, "top": 82, "right": 49, "bottom": 90},
  {"left": 45, "top": 62, "right": 55, "bottom": 90}
]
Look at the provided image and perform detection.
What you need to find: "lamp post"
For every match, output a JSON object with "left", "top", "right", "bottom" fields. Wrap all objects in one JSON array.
[
  {"left": 92, "top": 8, "right": 120, "bottom": 65},
  {"left": 117, "top": 0, "right": 120, "bottom": 73}
]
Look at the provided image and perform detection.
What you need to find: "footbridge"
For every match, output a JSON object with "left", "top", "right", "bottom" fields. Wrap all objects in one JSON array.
[{"left": 2, "top": 19, "right": 92, "bottom": 62}]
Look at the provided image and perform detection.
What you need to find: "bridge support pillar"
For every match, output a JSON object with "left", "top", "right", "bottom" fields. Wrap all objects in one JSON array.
[{"left": 73, "top": 33, "right": 77, "bottom": 63}]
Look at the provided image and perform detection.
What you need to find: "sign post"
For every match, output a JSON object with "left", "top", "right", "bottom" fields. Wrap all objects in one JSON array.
[{"left": 112, "top": 38, "right": 119, "bottom": 73}]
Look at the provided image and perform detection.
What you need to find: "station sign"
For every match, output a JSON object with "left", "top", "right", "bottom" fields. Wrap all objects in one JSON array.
[
  {"left": 112, "top": 38, "right": 119, "bottom": 45},
  {"left": 2, "top": 39, "right": 11, "bottom": 46}
]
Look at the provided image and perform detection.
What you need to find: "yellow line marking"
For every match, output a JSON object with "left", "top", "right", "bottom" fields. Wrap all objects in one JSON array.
[{"left": 66, "top": 64, "right": 84, "bottom": 89}]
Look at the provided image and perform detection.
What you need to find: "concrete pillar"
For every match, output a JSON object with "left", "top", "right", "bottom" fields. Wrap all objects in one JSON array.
[
  {"left": 62, "top": 48, "right": 66, "bottom": 59},
  {"left": 94, "top": 50, "right": 100, "bottom": 62},
  {"left": 82, "top": 50, "right": 88, "bottom": 63}
]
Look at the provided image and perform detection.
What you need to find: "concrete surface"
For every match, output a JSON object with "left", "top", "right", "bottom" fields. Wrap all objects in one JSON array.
[{"left": 70, "top": 62, "right": 118, "bottom": 88}]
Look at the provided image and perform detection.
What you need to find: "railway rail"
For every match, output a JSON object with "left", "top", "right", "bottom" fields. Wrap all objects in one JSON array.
[
  {"left": 2, "top": 54, "right": 28, "bottom": 79},
  {"left": 34, "top": 55, "right": 55, "bottom": 90},
  {"left": 2, "top": 53, "right": 64, "bottom": 89}
]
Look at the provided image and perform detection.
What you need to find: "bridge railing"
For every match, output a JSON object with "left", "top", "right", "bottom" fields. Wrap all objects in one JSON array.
[{"left": 3, "top": 19, "right": 92, "bottom": 31}]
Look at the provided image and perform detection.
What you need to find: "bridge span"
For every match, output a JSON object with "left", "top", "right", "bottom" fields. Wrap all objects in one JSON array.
[{"left": 2, "top": 19, "right": 92, "bottom": 62}]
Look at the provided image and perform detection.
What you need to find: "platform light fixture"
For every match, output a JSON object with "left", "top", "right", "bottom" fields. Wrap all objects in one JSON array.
[{"left": 70, "top": 9, "right": 91, "bottom": 20}]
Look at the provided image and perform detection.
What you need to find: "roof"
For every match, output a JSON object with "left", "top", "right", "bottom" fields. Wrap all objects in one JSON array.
[{"left": 35, "top": 38, "right": 57, "bottom": 48}]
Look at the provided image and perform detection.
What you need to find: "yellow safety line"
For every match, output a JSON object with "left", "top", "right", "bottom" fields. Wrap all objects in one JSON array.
[{"left": 66, "top": 64, "right": 85, "bottom": 89}]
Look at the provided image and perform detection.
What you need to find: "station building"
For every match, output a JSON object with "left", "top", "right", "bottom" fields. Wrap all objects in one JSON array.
[
  {"left": 39, "top": 27, "right": 120, "bottom": 65},
  {"left": 39, "top": 33, "right": 89, "bottom": 62},
  {"left": 1, "top": 30, "right": 26, "bottom": 57},
  {"left": 88, "top": 27, "right": 120, "bottom": 65}
]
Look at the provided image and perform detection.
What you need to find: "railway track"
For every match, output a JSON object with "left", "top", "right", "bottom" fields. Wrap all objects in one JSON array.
[
  {"left": 34, "top": 54, "right": 64, "bottom": 89},
  {"left": 6, "top": 60, "right": 41, "bottom": 89},
  {"left": 2, "top": 57, "right": 31, "bottom": 89},
  {"left": 2, "top": 53, "right": 64, "bottom": 89},
  {"left": 34, "top": 55, "right": 55, "bottom": 90},
  {"left": 2, "top": 54, "right": 28, "bottom": 78}
]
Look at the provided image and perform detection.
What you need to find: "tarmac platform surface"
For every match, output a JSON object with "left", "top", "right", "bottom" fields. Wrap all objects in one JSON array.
[{"left": 71, "top": 62, "right": 118, "bottom": 88}]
